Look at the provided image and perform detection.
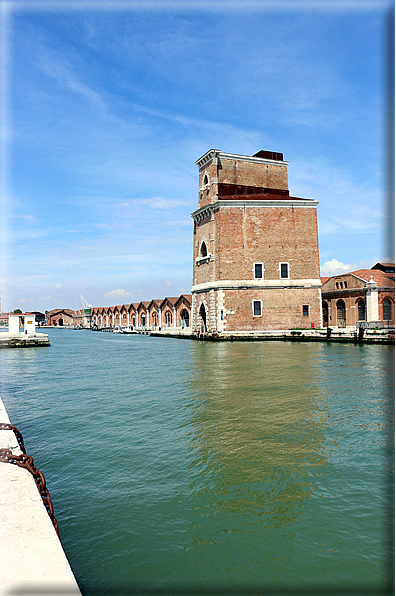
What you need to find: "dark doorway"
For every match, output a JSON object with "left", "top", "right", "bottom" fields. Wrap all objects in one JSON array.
[
  {"left": 357, "top": 300, "right": 366, "bottom": 321},
  {"left": 199, "top": 303, "right": 207, "bottom": 331},
  {"left": 322, "top": 302, "right": 328, "bottom": 326},
  {"left": 337, "top": 300, "right": 346, "bottom": 328}
]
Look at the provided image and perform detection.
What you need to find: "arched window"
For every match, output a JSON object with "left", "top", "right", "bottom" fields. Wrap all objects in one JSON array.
[
  {"left": 200, "top": 242, "right": 207, "bottom": 257},
  {"left": 357, "top": 300, "right": 365, "bottom": 321},
  {"left": 383, "top": 299, "right": 392, "bottom": 321},
  {"left": 180, "top": 309, "right": 189, "bottom": 328},
  {"left": 203, "top": 174, "right": 209, "bottom": 186},
  {"left": 337, "top": 299, "right": 346, "bottom": 328}
]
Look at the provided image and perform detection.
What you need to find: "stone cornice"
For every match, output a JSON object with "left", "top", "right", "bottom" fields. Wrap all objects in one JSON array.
[
  {"left": 192, "top": 279, "right": 322, "bottom": 292},
  {"left": 195, "top": 149, "right": 289, "bottom": 170},
  {"left": 191, "top": 198, "right": 318, "bottom": 220},
  {"left": 218, "top": 151, "right": 289, "bottom": 167},
  {"left": 195, "top": 149, "right": 221, "bottom": 170}
]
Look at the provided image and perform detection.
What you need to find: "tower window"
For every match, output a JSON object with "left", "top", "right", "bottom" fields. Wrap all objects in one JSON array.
[
  {"left": 302, "top": 305, "right": 309, "bottom": 316},
  {"left": 254, "top": 263, "right": 263, "bottom": 279},
  {"left": 253, "top": 301, "right": 262, "bottom": 316},
  {"left": 200, "top": 242, "right": 207, "bottom": 257},
  {"left": 280, "top": 263, "right": 289, "bottom": 279}
]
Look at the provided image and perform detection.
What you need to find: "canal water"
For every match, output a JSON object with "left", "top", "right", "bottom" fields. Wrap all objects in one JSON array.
[{"left": 0, "top": 329, "right": 393, "bottom": 595}]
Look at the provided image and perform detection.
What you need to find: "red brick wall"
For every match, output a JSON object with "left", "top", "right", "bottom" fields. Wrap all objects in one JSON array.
[
  {"left": 221, "top": 288, "right": 321, "bottom": 331},
  {"left": 214, "top": 206, "right": 320, "bottom": 281}
]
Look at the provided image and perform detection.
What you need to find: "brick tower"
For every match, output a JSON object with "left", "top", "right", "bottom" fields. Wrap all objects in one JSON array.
[{"left": 191, "top": 149, "right": 322, "bottom": 334}]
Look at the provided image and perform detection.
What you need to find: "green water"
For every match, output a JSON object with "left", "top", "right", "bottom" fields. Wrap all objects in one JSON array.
[{"left": 0, "top": 330, "right": 394, "bottom": 595}]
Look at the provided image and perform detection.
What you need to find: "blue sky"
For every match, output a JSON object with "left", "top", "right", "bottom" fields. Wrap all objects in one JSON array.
[{"left": 0, "top": 0, "right": 394, "bottom": 312}]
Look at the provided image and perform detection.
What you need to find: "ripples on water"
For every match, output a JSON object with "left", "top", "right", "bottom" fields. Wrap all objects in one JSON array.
[{"left": 0, "top": 330, "right": 393, "bottom": 595}]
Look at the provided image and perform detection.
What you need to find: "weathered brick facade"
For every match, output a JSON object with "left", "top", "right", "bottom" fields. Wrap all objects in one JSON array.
[{"left": 191, "top": 150, "right": 322, "bottom": 333}]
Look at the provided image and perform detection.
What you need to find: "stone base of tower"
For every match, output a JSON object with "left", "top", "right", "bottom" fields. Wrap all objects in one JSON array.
[{"left": 192, "top": 286, "right": 322, "bottom": 334}]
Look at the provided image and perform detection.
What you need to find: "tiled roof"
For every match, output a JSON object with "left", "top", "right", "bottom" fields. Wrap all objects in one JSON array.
[
  {"left": 322, "top": 269, "right": 394, "bottom": 288},
  {"left": 350, "top": 269, "right": 395, "bottom": 286},
  {"left": 161, "top": 297, "right": 179, "bottom": 307},
  {"left": 175, "top": 294, "right": 192, "bottom": 306}
]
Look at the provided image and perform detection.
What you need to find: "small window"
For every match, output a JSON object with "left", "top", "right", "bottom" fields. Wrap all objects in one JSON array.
[
  {"left": 253, "top": 301, "right": 262, "bottom": 316},
  {"left": 303, "top": 305, "right": 309, "bottom": 316},
  {"left": 221, "top": 310, "right": 224, "bottom": 321},
  {"left": 280, "top": 263, "right": 289, "bottom": 279},
  {"left": 344, "top": 281, "right": 347, "bottom": 288},
  {"left": 336, "top": 282, "right": 339, "bottom": 289},
  {"left": 200, "top": 242, "right": 207, "bottom": 257},
  {"left": 254, "top": 263, "right": 263, "bottom": 279}
]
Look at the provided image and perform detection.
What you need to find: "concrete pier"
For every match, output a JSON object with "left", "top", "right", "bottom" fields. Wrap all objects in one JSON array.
[
  {"left": 0, "top": 398, "right": 81, "bottom": 596},
  {"left": 0, "top": 332, "right": 50, "bottom": 349},
  {"left": 150, "top": 327, "right": 394, "bottom": 344}
]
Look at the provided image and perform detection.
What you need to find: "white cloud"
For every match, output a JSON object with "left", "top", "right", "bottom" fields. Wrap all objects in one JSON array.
[
  {"left": 38, "top": 52, "right": 106, "bottom": 109},
  {"left": 320, "top": 259, "right": 356, "bottom": 276},
  {"left": 54, "top": 283, "right": 69, "bottom": 291},
  {"left": 104, "top": 288, "right": 132, "bottom": 299},
  {"left": 164, "top": 280, "right": 173, "bottom": 287}
]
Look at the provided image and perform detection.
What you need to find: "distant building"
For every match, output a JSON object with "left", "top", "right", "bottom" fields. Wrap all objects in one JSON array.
[
  {"left": 191, "top": 149, "right": 321, "bottom": 334},
  {"left": 90, "top": 295, "right": 192, "bottom": 331},
  {"left": 31, "top": 311, "right": 45, "bottom": 326},
  {"left": 46, "top": 309, "right": 75, "bottom": 326},
  {"left": 321, "top": 262, "right": 395, "bottom": 328},
  {"left": 0, "top": 313, "right": 9, "bottom": 326}
]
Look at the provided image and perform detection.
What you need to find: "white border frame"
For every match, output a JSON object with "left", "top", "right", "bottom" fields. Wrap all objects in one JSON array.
[
  {"left": 253, "top": 262, "right": 264, "bottom": 279},
  {"left": 252, "top": 299, "right": 262, "bottom": 317},
  {"left": 279, "top": 262, "right": 289, "bottom": 279}
]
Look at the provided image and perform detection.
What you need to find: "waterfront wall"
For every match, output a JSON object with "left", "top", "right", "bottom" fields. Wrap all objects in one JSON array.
[{"left": 0, "top": 398, "right": 81, "bottom": 594}]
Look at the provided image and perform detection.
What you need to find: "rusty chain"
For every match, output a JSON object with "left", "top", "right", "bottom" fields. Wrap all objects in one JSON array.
[{"left": 0, "top": 423, "right": 60, "bottom": 540}]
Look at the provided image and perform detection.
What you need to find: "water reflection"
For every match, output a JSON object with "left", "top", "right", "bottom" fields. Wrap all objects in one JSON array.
[{"left": 185, "top": 342, "right": 331, "bottom": 529}]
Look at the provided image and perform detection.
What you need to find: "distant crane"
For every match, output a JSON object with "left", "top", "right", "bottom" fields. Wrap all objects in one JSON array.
[
  {"left": 80, "top": 295, "right": 92, "bottom": 310},
  {"left": 79, "top": 295, "right": 92, "bottom": 328}
]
